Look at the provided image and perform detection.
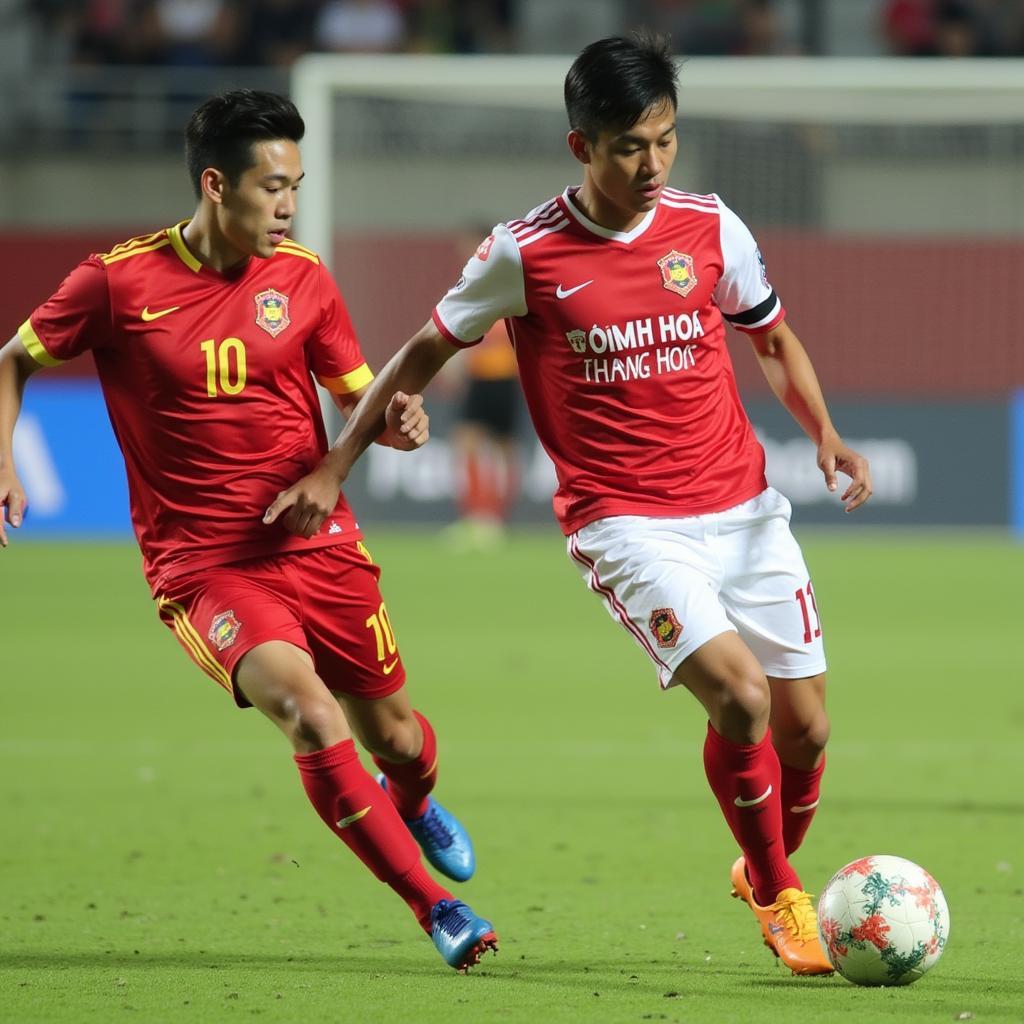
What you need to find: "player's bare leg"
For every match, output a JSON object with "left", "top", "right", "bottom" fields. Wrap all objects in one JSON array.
[
  {"left": 338, "top": 689, "right": 477, "bottom": 881},
  {"left": 674, "top": 632, "right": 832, "bottom": 975},
  {"left": 235, "top": 642, "right": 497, "bottom": 970}
]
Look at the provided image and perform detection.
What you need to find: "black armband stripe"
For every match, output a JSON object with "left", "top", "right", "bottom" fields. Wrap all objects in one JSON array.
[{"left": 723, "top": 291, "right": 779, "bottom": 327}]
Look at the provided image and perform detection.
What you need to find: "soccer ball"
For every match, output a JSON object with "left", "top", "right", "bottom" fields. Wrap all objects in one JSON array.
[{"left": 817, "top": 855, "right": 950, "bottom": 986}]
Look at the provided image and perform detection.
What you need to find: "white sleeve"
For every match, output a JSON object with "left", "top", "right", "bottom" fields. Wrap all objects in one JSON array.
[
  {"left": 712, "top": 194, "right": 785, "bottom": 334},
  {"left": 432, "top": 224, "right": 526, "bottom": 347}
]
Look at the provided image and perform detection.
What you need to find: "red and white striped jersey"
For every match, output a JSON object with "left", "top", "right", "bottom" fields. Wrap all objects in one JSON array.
[{"left": 433, "top": 187, "right": 786, "bottom": 535}]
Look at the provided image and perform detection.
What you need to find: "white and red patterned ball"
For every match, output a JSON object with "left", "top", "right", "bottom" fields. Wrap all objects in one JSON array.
[{"left": 817, "top": 855, "right": 950, "bottom": 986}]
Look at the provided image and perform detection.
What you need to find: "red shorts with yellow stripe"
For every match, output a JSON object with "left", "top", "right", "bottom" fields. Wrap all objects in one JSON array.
[{"left": 155, "top": 541, "right": 406, "bottom": 707}]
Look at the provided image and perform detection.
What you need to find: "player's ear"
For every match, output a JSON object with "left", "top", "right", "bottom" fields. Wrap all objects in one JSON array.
[
  {"left": 199, "top": 167, "right": 228, "bottom": 205},
  {"left": 567, "top": 129, "right": 592, "bottom": 166}
]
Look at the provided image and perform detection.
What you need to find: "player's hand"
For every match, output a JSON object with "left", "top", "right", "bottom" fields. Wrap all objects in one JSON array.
[
  {"left": 818, "top": 437, "right": 872, "bottom": 513},
  {"left": 263, "top": 465, "right": 342, "bottom": 539},
  {"left": 0, "top": 469, "right": 27, "bottom": 548},
  {"left": 384, "top": 391, "right": 429, "bottom": 451}
]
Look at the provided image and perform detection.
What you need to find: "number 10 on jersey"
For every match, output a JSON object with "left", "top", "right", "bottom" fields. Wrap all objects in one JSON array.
[{"left": 201, "top": 337, "right": 247, "bottom": 397}]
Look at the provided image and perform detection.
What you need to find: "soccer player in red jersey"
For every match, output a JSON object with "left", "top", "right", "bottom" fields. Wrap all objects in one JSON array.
[
  {"left": 0, "top": 90, "right": 497, "bottom": 972},
  {"left": 266, "top": 35, "right": 875, "bottom": 976}
]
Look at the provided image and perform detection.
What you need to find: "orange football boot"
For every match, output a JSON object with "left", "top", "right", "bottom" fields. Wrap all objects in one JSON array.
[{"left": 730, "top": 856, "right": 834, "bottom": 976}]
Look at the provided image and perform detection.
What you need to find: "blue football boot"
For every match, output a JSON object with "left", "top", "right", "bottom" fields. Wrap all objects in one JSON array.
[
  {"left": 430, "top": 899, "right": 498, "bottom": 972},
  {"left": 377, "top": 775, "right": 476, "bottom": 882}
]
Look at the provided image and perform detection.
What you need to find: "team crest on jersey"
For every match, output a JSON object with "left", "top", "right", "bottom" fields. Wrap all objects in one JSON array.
[
  {"left": 475, "top": 235, "right": 495, "bottom": 261},
  {"left": 657, "top": 251, "right": 697, "bottom": 299},
  {"left": 649, "top": 608, "right": 683, "bottom": 649},
  {"left": 254, "top": 289, "right": 291, "bottom": 337},
  {"left": 209, "top": 610, "right": 241, "bottom": 651},
  {"left": 565, "top": 329, "right": 587, "bottom": 354}
]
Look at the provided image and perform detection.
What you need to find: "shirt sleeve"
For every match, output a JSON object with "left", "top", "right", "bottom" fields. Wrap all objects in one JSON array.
[
  {"left": 432, "top": 225, "right": 527, "bottom": 347},
  {"left": 712, "top": 195, "right": 785, "bottom": 334},
  {"left": 19, "top": 257, "right": 111, "bottom": 366},
  {"left": 308, "top": 261, "right": 374, "bottom": 395}
]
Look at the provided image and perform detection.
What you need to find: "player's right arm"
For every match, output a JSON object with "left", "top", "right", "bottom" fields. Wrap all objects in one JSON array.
[
  {"left": 265, "top": 225, "right": 525, "bottom": 535},
  {"left": 0, "top": 334, "right": 45, "bottom": 546},
  {"left": 263, "top": 321, "right": 456, "bottom": 534}
]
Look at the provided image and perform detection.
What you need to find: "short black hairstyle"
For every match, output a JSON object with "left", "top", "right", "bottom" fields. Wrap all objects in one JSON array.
[
  {"left": 564, "top": 31, "right": 678, "bottom": 140},
  {"left": 185, "top": 89, "right": 305, "bottom": 199}
]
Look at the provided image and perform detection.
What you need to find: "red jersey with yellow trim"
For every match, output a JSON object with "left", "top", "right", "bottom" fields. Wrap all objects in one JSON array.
[
  {"left": 20, "top": 222, "right": 370, "bottom": 593},
  {"left": 434, "top": 189, "right": 786, "bottom": 534}
]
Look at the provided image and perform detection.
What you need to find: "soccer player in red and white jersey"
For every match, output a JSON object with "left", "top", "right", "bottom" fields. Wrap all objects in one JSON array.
[
  {"left": 266, "top": 36, "right": 873, "bottom": 975},
  {"left": 0, "top": 90, "right": 498, "bottom": 972}
]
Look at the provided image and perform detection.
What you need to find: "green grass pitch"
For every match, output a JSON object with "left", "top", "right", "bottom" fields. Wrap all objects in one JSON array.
[{"left": 2, "top": 529, "right": 1022, "bottom": 1023}]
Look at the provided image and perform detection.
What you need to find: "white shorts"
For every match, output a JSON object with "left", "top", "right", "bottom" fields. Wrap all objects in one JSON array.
[{"left": 567, "top": 488, "right": 827, "bottom": 689}]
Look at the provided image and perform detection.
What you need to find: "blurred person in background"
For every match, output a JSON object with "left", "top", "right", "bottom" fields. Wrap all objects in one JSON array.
[
  {"left": 313, "top": 0, "right": 407, "bottom": 53},
  {"left": 236, "top": 0, "right": 318, "bottom": 67},
  {"left": 442, "top": 226, "right": 523, "bottom": 551},
  {"left": 137, "top": 0, "right": 239, "bottom": 65}
]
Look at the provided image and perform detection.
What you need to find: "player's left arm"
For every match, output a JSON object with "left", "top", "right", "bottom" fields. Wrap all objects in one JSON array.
[
  {"left": 749, "top": 319, "right": 872, "bottom": 512},
  {"left": 329, "top": 385, "right": 429, "bottom": 451}
]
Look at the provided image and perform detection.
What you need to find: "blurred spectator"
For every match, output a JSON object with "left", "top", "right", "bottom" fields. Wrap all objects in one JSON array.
[
  {"left": 734, "top": 0, "right": 795, "bottom": 55},
  {"left": 882, "top": 0, "right": 935, "bottom": 55},
  {"left": 137, "top": 0, "right": 239, "bottom": 66},
  {"left": 68, "top": 0, "right": 138, "bottom": 64},
  {"left": 645, "top": 0, "right": 798, "bottom": 56},
  {"left": 933, "top": 0, "right": 993, "bottom": 56},
  {"left": 883, "top": 0, "right": 999, "bottom": 56},
  {"left": 405, "top": 0, "right": 514, "bottom": 54},
  {"left": 236, "top": 0, "right": 318, "bottom": 66},
  {"left": 313, "top": 0, "right": 407, "bottom": 53}
]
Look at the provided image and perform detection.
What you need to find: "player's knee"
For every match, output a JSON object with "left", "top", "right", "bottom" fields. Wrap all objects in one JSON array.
[
  {"left": 716, "top": 672, "right": 771, "bottom": 738},
  {"left": 362, "top": 716, "right": 420, "bottom": 762},
  {"left": 285, "top": 692, "right": 348, "bottom": 750},
  {"left": 790, "top": 709, "right": 831, "bottom": 759}
]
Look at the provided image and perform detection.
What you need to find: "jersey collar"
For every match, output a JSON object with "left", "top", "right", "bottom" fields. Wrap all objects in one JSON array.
[
  {"left": 560, "top": 187, "right": 657, "bottom": 244},
  {"left": 168, "top": 220, "right": 203, "bottom": 273}
]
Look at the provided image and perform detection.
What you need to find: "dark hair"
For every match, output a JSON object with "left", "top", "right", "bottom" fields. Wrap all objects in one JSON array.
[
  {"left": 185, "top": 90, "right": 305, "bottom": 198},
  {"left": 565, "top": 32, "right": 678, "bottom": 140}
]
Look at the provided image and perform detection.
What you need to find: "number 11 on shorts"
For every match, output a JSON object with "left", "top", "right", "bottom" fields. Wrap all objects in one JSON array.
[{"left": 795, "top": 580, "right": 822, "bottom": 644}]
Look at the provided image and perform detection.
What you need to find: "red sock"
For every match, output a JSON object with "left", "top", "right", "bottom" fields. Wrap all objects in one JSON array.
[
  {"left": 703, "top": 722, "right": 800, "bottom": 905},
  {"left": 373, "top": 710, "right": 437, "bottom": 820},
  {"left": 779, "top": 754, "right": 826, "bottom": 856},
  {"left": 294, "top": 739, "right": 450, "bottom": 930}
]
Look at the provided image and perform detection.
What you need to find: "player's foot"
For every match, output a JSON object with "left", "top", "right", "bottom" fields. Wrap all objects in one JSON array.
[
  {"left": 430, "top": 899, "right": 498, "bottom": 972},
  {"left": 377, "top": 775, "right": 476, "bottom": 882},
  {"left": 730, "top": 856, "right": 834, "bottom": 976}
]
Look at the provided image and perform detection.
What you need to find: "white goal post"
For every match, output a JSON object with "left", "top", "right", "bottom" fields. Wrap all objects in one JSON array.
[{"left": 291, "top": 53, "right": 1024, "bottom": 263}]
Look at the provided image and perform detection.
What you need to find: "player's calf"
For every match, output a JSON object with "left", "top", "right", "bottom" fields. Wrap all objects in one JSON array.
[{"left": 377, "top": 774, "right": 476, "bottom": 882}]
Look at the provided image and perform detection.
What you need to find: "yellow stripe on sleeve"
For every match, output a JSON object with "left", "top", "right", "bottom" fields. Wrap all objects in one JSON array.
[
  {"left": 18, "top": 319, "right": 63, "bottom": 367},
  {"left": 100, "top": 229, "right": 167, "bottom": 259},
  {"left": 158, "top": 597, "right": 233, "bottom": 693},
  {"left": 317, "top": 363, "right": 374, "bottom": 395},
  {"left": 100, "top": 238, "right": 172, "bottom": 265}
]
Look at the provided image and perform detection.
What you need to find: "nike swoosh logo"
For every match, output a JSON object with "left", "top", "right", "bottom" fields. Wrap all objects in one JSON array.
[
  {"left": 382, "top": 658, "right": 399, "bottom": 675},
  {"left": 789, "top": 799, "right": 820, "bottom": 814},
  {"left": 336, "top": 805, "right": 372, "bottom": 829},
  {"left": 734, "top": 784, "right": 773, "bottom": 808},
  {"left": 140, "top": 305, "right": 180, "bottom": 321},
  {"left": 555, "top": 280, "right": 593, "bottom": 299}
]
